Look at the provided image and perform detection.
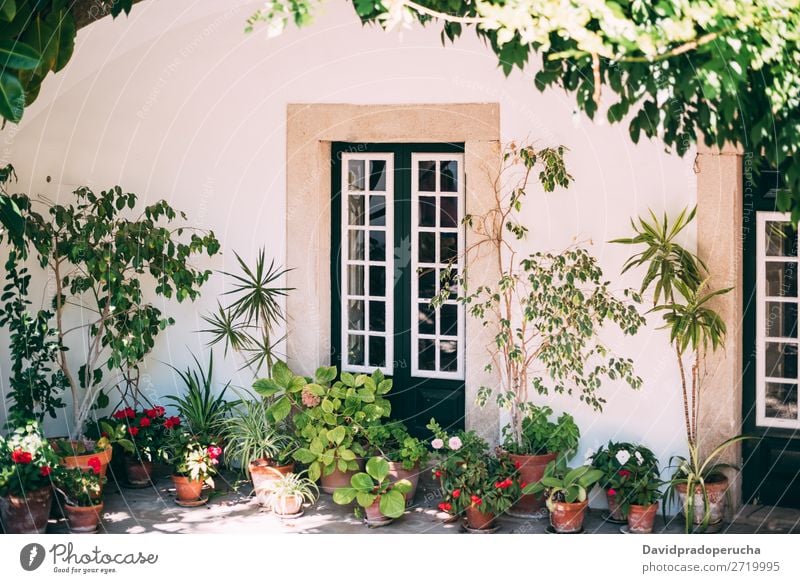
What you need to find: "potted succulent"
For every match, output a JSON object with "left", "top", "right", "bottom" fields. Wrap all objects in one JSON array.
[
  {"left": 164, "top": 431, "right": 221, "bottom": 504},
  {"left": 270, "top": 471, "right": 319, "bottom": 517},
  {"left": 524, "top": 458, "right": 603, "bottom": 533},
  {"left": 364, "top": 421, "right": 429, "bottom": 503},
  {"left": 616, "top": 463, "right": 664, "bottom": 534},
  {"left": 116, "top": 406, "right": 171, "bottom": 487},
  {"left": 0, "top": 422, "right": 59, "bottom": 533},
  {"left": 54, "top": 465, "right": 106, "bottom": 533},
  {"left": 614, "top": 208, "right": 750, "bottom": 532},
  {"left": 589, "top": 441, "right": 659, "bottom": 522},
  {"left": 332, "top": 457, "right": 411, "bottom": 527}
]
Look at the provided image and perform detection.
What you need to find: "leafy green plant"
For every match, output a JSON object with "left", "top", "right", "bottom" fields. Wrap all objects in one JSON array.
[
  {"left": 523, "top": 458, "right": 603, "bottom": 511},
  {"left": 202, "top": 249, "right": 291, "bottom": 377},
  {"left": 364, "top": 421, "right": 429, "bottom": 471},
  {"left": 616, "top": 466, "right": 663, "bottom": 514},
  {"left": 54, "top": 466, "right": 105, "bottom": 507},
  {"left": 589, "top": 441, "right": 659, "bottom": 494},
  {"left": 270, "top": 471, "right": 319, "bottom": 505},
  {"left": 502, "top": 405, "right": 579, "bottom": 457},
  {"left": 164, "top": 431, "right": 221, "bottom": 484},
  {"left": 222, "top": 399, "right": 295, "bottom": 474},
  {"left": 0, "top": 421, "right": 60, "bottom": 497},
  {"left": 165, "top": 351, "right": 235, "bottom": 443},
  {"left": 332, "top": 457, "right": 411, "bottom": 519}
]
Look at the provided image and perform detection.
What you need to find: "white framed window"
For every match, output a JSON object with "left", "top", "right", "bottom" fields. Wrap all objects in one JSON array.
[
  {"left": 410, "top": 153, "right": 465, "bottom": 380},
  {"left": 756, "top": 211, "right": 800, "bottom": 429}
]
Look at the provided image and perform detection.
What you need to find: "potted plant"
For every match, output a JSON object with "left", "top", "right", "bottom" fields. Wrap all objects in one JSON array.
[
  {"left": 616, "top": 464, "right": 664, "bottom": 534},
  {"left": 164, "top": 431, "right": 220, "bottom": 504},
  {"left": 434, "top": 144, "right": 645, "bottom": 518},
  {"left": 332, "top": 457, "right": 411, "bottom": 527},
  {"left": 364, "top": 421, "right": 429, "bottom": 503},
  {"left": 115, "top": 406, "right": 171, "bottom": 487},
  {"left": 613, "top": 208, "right": 749, "bottom": 532},
  {"left": 0, "top": 422, "right": 59, "bottom": 533},
  {"left": 589, "top": 441, "right": 659, "bottom": 522},
  {"left": 53, "top": 465, "right": 106, "bottom": 533},
  {"left": 270, "top": 471, "right": 319, "bottom": 517},
  {"left": 524, "top": 458, "right": 603, "bottom": 533},
  {"left": 51, "top": 418, "right": 135, "bottom": 485}
]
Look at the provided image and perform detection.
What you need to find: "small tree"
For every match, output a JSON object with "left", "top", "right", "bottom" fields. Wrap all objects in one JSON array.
[
  {"left": 6, "top": 183, "right": 220, "bottom": 435},
  {"left": 435, "top": 143, "right": 645, "bottom": 447}
]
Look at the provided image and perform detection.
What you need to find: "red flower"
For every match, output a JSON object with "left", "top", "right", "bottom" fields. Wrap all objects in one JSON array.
[
  {"left": 87, "top": 456, "right": 102, "bottom": 475},
  {"left": 164, "top": 416, "right": 181, "bottom": 429},
  {"left": 100, "top": 432, "right": 109, "bottom": 438},
  {"left": 438, "top": 502, "right": 452, "bottom": 513},
  {"left": 129, "top": 426, "right": 139, "bottom": 437},
  {"left": 139, "top": 417, "right": 151, "bottom": 428},
  {"left": 433, "top": 470, "right": 442, "bottom": 479},
  {"left": 520, "top": 481, "right": 528, "bottom": 489},
  {"left": 207, "top": 446, "right": 222, "bottom": 460},
  {"left": 607, "top": 488, "right": 617, "bottom": 496},
  {"left": 470, "top": 495, "right": 482, "bottom": 506},
  {"left": 618, "top": 469, "right": 631, "bottom": 478},
  {"left": 452, "top": 488, "right": 461, "bottom": 498},
  {"left": 39, "top": 465, "right": 52, "bottom": 477},
  {"left": 113, "top": 407, "right": 136, "bottom": 420},
  {"left": 11, "top": 449, "right": 32, "bottom": 464},
  {"left": 146, "top": 406, "right": 165, "bottom": 418},
  {"left": 495, "top": 478, "right": 514, "bottom": 489},
  {"left": 514, "top": 460, "right": 521, "bottom": 469}
]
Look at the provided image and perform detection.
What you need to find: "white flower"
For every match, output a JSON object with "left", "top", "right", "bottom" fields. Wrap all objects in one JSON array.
[
  {"left": 431, "top": 438, "right": 444, "bottom": 450},
  {"left": 634, "top": 451, "right": 644, "bottom": 465},
  {"left": 615, "top": 449, "right": 631, "bottom": 465},
  {"left": 448, "top": 436, "right": 462, "bottom": 451}
]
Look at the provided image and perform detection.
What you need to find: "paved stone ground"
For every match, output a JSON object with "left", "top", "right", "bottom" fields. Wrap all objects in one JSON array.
[{"left": 41, "top": 468, "right": 799, "bottom": 535}]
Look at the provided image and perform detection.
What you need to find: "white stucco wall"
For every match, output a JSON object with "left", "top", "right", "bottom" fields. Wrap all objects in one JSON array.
[{"left": 0, "top": 0, "right": 696, "bottom": 486}]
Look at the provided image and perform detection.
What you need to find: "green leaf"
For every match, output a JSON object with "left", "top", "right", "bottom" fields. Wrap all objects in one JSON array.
[
  {"left": 0, "top": 71, "right": 25, "bottom": 122},
  {"left": 0, "top": 0, "right": 16, "bottom": 22},
  {"left": 329, "top": 425, "right": 346, "bottom": 445},
  {"left": 356, "top": 491, "right": 377, "bottom": 508},
  {"left": 350, "top": 472, "right": 374, "bottom": 492},
  {"left": 365, "top": 456, "right": 389, "bottom": 482},
  {"left": 267, "top": 395, "right": 291, "bottom": 422},
  {"left": 338, "top": 448, "right": 356, "bottom": 461},
  {"left": 379, "top": 490, "right": 406, "bottom": 518},
  {"left": 0, "top": 39, "right": 40, "bottom": 70},
  {"left": 253, "top": 378, "right": 281, "bottom": 397},
  {"left": 392, "top": 478, "right": 412, "bottom": 495},
  {"left": 332, "top": 487, "right": 356, "bottom": 505},
  {"left": 315, "top": 365, "right": 337, "bottom": 384},
  {"left": 308, "top": 462, "right": 321, "bottom": 482},
  {"left": 293, "top": 447, "right": 317, "bottom": 464}
]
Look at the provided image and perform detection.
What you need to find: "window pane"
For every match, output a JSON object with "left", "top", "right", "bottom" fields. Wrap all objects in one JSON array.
[
  {"left": 419, "top": 196, "right": 436, "bottom": 227},
  {"left": 440, "top": 340, "right": 458, "bottom": 372},
  {"left": 348, "top": 230, "right": 364, "bottom": 260},
  {"left": 369, "top": 160, "right": 387, "bottom": 191},
  {"left": 765, "top": 262, "right": 798, "bottom": 297},
  {"left": 440, "top": 160, "right": 458, "bottom": 192},
  {"left": 418, "top": 161, "right": 436, "bottom": 192},
  {"left": 348, "top": 160, "right": 365, "bottom": 190},
  {"left": 440, "top": 196, "right": 458, "bottom": 228},
  {"left": 418, "top": 267, "right": 436, "bottom": 299},
  {"left": 766, "top": 221, "right": 797, "bottom": 257},
  {"left": 369, "top": 301, "right": 385, "bottom": 332},
  {"left": 419, "top": 232, "right": 436, "bottom": 263},
  {"left": 369, "top": 195, "right": 386, "bottom": 226},
  {"left": 765, "top": 382, "right": 798, "bottom": 419},
  {"left": 418, "top": 302, "right": 436, "bottom": 335},
  {"left": 369, "top": 231, "right": 385, "bottom": 261},
  {"left": 766, "top": 301, "right": 798, "bottom": 338},
  {"left": 441, "top": 304, "right": 458, "bottom": 336},
  {"left": 369, "top": 266, "right": 385, "bottom": 297},
  {"left": 348, "top": 195, "right": 365, "bottom": 225},
  {"left": 348, "top": 300, "right": 364, "bottom": 331},
  {"left": 765, "top": 342, "right": 798, "bottom": 379},
  {"left": 440, "top": 233, "right": 458, "bottom": 263},
  {"left": 347, "top": 334, "right": 365, "bottom": 366},
  {"left": 418, "top": 339, "right": 436, "bottom": 370},
  {"left": 348, "top": 265, "right": 364, "bottom": 296},
  {"left": 368, "top": 336, "right": 386, "bottom": 368}
]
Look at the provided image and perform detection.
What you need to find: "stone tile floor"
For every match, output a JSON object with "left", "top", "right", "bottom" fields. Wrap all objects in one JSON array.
[{"left": 41, "top": 469, "right": 799, "bottom": 535}]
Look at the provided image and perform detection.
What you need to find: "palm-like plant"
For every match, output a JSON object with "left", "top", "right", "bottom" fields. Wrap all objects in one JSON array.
[{"left": 202, "top": 249, "right": 291, "bottom": 377}]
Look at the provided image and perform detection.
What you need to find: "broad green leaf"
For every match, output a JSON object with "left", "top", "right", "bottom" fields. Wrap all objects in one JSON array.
[
  {"left": 272, "top": 360, "right": 293, "bottom": 386},
  {"left": 350, "top": 472, "right": 374, "bottom": 492},
  {"left": 315, "top": 365, "right": 337, "bottom": 384},
  {"left": 0, "top": 39, "right": 40, "bottom": 70},
  {"left": 332, "top": 487, "right": 356, "bottom": 505},
  {"left": 329, "top": 425, "right": 346, "bottom": 445},
  {"left": 379, "top": 490, "right": 406, "bottom": 518},
  {"left": 356, "top": 491, "right": 377, "bottom": 508},
  {"left": 392, "top": 479, "right": 412, "bottom": 495},
  {"left": 267, "top": 395, "right": 291, "bottom": 422},
  {"left": 253, "top": 378, "right": 282, "bottom": 397},
  {"left": 293, "top": 447, "right": 317, "bottom": 464},
  {"left": 366, "top": 456, "right": 389, "bottom": 482},
  {"left": 307, "top": 462, "right": 321, "bottom": 482},
  {"left": 0, "top": 70, "right": 25, "bottom": 121}
]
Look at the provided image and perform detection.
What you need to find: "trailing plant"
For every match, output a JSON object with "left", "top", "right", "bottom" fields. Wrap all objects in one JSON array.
[
  {"left": 502, "top": 405, "right": 579, "bottom": 457},
  {"left": 332, "top": 456, "right": 412, "bottom": 519},
  {"left": 165, "top": 351, "right": 235, "bottom": 443},
  {"left": 589, "top": 441, "right": 659, "bottom": 495},
  {"left": 5, "top": 183, "right": 220, "bottom": 436},
  {"left": 54, "top": 465, "right": 106, "bottom": 507},
  {"left": 202, "top": 249, "right": 291, "bottom": 377},
  {"left": 364, "top": 421, "right": 429, "bottom": 471},
  {"left": 223, "top": 399, "right": 296, "bottom": 473},
  {"left": 523, "top": 457, "right": 603, "bottom": 511},
  {"left": 0, "top": 421, "right": 59, "bottom": 497}
]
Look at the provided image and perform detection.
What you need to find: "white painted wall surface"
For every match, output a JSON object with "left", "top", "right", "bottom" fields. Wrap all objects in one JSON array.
[{"left": 0, "top": 0, "right": 696, "bottom": 489}]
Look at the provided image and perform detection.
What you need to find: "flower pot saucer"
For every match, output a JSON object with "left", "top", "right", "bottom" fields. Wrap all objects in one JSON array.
[
  {"left": 461, "top": 520, "right": 500, "bottom": 534},
  {"left": 601, "top": 512, "right": 627, "bottom": 525},
  {"left": 365, "top": 516, "right": 394, "bottom": 528},
  {"left": 545, "top": 525, "right": 585, "bottom": 534},
  {"left": 175, "top": 495, "right": 209, "bottom": 508},
  {"left": 274, "top": 509, "right": 304, "bottom": 520}
]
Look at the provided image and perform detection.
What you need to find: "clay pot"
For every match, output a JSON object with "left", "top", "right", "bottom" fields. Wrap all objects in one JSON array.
[
  {"left": 550, "top": 499, "right": 588, "bottom": 533},
  {"left": 60, "top": 444, "right": 113, "bottom": 483},
  {"left": 250, "top": 459, "right": 294, "bottom": 506},
  {"left": 627, "top": 502, "right": 658, "bottom": 534},
  {"left": 507, "top": 451, "right": 558, "bottom": 516},
  {"left": 172, "top": 475, "right": 203, "bottom": 502},
  {"left": 65, "top": 502, "right": 104, "bottom": 533},
  {"left": 386, "top": 461, "right": 420, "bottom": 504},
  {"left": 465, "top": 505, "right": 496, "bottom": 530},
  {"left": 364, "top": 497, "right": 390, "bottom": 526},
  {"left": 125, "top": 458, "right": 154, "bottom": 487},
  {"left": 676, "top": 475, "right": 728, "bottom": 530},
  {"left": 319, "top": 458, "right": 365, "bottom": 495},
  {"left": 273, "top": 494, "right": 303, "bottom": 516},
  {"left": 0, "top": 487, "right": 53, "bottom": 534},
  {"left": 606, "top": 489, "right": 626, "bottom": 521}
]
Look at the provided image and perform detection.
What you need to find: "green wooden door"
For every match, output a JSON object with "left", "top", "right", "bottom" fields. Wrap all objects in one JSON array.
[
  {"left": 331, "top": 143, "right": 466, "bottom": 437},
  {"left": 742, "top": 165, "right": 800, "bottom": 508}
]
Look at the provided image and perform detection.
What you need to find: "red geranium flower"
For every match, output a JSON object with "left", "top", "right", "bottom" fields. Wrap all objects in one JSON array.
[
  {"left": 129, "top": 426, "right": 139, "bottom": 437},
  {"left": 607, "top": 488, "right": 617, "bottom": 496},
  {"left": 39, "top": 465, "right": 52, "bottom": 477},
  {"left": 164, "top": 416, "right": 181, "bottom": 430},
  {"left": 139, "top": 417, "right": 151, "bottom": 428},
  {"left": 146, "top": 406, "right": 165, "bottom": 418},
  {"left": 11, "top": 449, "right": 32, "bottom": 464},
  {"left": 618, "top": 469, "right": 631, "bottom": 478},
  {"left": 438, "top": 502, "right": 452, "bottom": 513},
  {"left": 452, "top": 488, "right": 461, "bottom": 498},
  {"left": 433, "top": 470, "right": 442, "bottom": 479},
  {"left": 87, "top": 456, "right": 102, "bottom": 475},
  {"left": 470, "top": 495, "right": 482, "bottom": 506}
]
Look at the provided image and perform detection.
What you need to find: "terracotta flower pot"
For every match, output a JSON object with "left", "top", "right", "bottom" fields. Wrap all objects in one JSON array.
[
  {"left": 550, "top": 499, "right": 588, "bottom": 533},
  {"left": 250, "top": 459, "right": 294, "bottom": 506},
  {"left": 507, "top": 451, "right": 558, "bottom": 517},
  {"left": 676, "top": 475, "right": 728, "bottom": 530},
  {"left": 386, "top": 461, "right": 420, "bottom": 504},
  {"left": 0, "top": 487, "right": 53, "bottom": 534},
  {"left": 364, "top": 496, "right": 391, "bottom": 526},
  {"left": 172, "top": 475, "right": 204, "bottom": 502},
  {"left": 65, "top": 502, "right": 104, "bottom": 533},
  {"left": 319, "top": 458, "right": 365, "bottom": 495},
  {"left": 606, "top": 489, "right": 626, "bottom": 521},
  {"left": 273, "top": 494, "right": 303, "bottom": 516},
  {"left": 627, "top": 502, "right": 658, "bottom": 534},
  {"left": 60, "top": 444, "right": 113, "bottom": 481},
  {"left": 465, "top": 505, "right": 496, "bottom": 530},
  {"left": 125, "top": 458, "right": 154, "bottom": 487}
]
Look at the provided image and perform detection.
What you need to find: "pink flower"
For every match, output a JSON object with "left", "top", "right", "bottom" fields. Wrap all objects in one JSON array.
[
  {"left": 447, "top": 436, "right": 462, "bottom": 450},
  {"left": 207, "top": 446, "right": 222, "bottom": 460},
  {"left": 431, "top": 438, "right": 444, "bottom": 450},
  {"left": 607, "top": 488, "right": 617, "bottom": 496}
]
